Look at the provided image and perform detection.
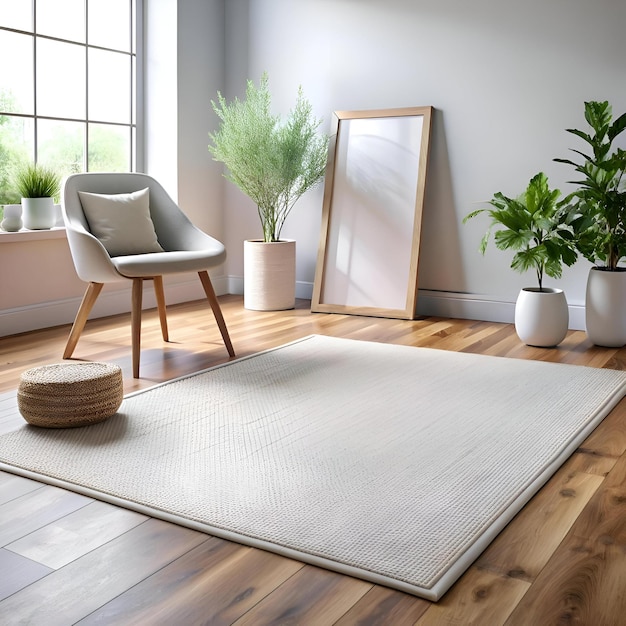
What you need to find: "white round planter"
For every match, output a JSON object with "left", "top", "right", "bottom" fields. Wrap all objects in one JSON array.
[
  {"left": 585, "top": 267, "right": 626, "bottom": 347},
  {"left": 514, "top": 287, "right": 569, "bottom": 347},
  {"left": 1, "top": 204, "right": 23, "bottom": 232},
  {"left": 244, "top": 239, "right": 296, "bottom": 311},
  {"left": 22, "top": 196, "right": 56, "bottom": 230}
]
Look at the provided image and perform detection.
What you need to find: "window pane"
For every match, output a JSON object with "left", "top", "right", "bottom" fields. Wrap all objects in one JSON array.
[
  {"left": 37, "top": 0, "right": 85, "bottom": 43},
  {"left": 131, "top": 54, "right": 136, "bottom": 124},
  {"left": 88, "top": 123, "right": 129, "bottom": 172},
  {"left": 131, "top": 125, "right": 136, "bottom": 170},
  {"left": 0, "top": 0, "right": 32, "bottom": 31},
  {"left": 0, "top": 0, "right": 136, "bottom": 183},
  {"left": 131, "top": 0, "right": 136, "bottom": 53},
  {"left": 88, "top": 0, "right": 130, "bottom": 52},
  {"left": 88, "top": 49, "right": 130, "bottom": 124},
  {"left": 37, "top": 38, "right": 85, "bottom": 119},
  {"left": 0, "top": 31, "right": 34, "bottom": 114},
  {"left": 38, "top": 119, "right": 85, "bottom": 177},
  {"left": 0, "top": 115, "right": 34, "bottom": 204}
]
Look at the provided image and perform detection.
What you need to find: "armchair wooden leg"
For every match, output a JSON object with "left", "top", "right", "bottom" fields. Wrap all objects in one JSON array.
[
  {"left": 153, "top": 275, "right": 169, "bottom": 342},
  {"left": 198, "top": 270, "right": 235, "bottom": 357},
  {"left": 131, "top": 278, "right": 143, "bottom": 378},
  {"left": 63, "top": 282, "right": 104, "bottom": 359}
]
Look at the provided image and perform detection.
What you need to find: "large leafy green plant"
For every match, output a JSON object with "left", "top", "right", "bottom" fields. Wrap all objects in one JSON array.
[
  {"left": 554, "top": 100, "right": 626, "bottom": 271},
  {"left": 464, "top": 172, "right": 577, "bottom": 290},
  {"left": 209, "top": 73, "right": 329, "bottom": 243}
]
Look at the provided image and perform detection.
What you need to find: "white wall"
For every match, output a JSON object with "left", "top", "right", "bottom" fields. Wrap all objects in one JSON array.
[
  {"left": 220, "top": 0, "right": 626, "bottom": 324},
  {"left": 145, "top": 0, "right": 225, "bottom": 239},
  {"left": 176, "top": 0, "right": 225, "bottom": 238}
]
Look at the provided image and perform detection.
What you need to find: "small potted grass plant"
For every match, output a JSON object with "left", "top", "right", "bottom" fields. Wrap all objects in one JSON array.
[
  {"left": 209, "top": 73, "right": 329, "bottom": 310},
  {"left": 15, "top": 162, "right": 61, "bottom": 230},
  {"left": 464, "top": 172, "right": 578, "bottom": 347}
]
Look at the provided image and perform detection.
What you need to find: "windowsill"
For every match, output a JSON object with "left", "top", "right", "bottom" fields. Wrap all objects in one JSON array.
[{"left": 0, "top": 227, "right": 67, "bottom": 242}]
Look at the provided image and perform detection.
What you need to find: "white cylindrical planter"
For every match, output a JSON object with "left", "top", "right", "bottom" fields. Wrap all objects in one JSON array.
[
  {"left": 22, "top": 197, "right": 56, "bottom": 230},
  {"left": 585, "top": 267, "right": 626, "bottom": 347},
  {"left": 244, "top": 239, "right": 296, "bottom": 311},
  {"left": 514, "top": 287, "right": 569, "bottom": 347}
]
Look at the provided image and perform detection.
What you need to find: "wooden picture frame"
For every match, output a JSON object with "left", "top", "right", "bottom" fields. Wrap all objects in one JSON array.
[{"left": 311, "top": 106, "right": 433, "bottom": 319}]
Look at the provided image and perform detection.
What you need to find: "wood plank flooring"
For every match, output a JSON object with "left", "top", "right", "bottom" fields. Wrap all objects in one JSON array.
[{"left": 1, "top": 295, "right": 626, "bottom": 625}]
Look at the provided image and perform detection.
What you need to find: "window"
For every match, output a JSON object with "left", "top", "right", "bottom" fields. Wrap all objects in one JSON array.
[{"left": 0, "top": 0, "right": 138, "bottom": 205}]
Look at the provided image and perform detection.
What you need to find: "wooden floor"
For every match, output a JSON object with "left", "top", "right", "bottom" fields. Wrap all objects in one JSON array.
[{"left": 1, "top": 295, "right": 626, "bottom": 625}]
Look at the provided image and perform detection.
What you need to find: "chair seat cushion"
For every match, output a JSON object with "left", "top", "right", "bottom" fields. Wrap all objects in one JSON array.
[{"left": 112, "top": 249, "right": 224, "bottom": 277}]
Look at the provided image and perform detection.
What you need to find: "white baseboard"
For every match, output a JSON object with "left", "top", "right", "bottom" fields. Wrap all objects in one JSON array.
[
  {"left": 0, "top": 278, "right": 586, "bottom": 337},
  {"left": 417, "top": 290, "right": 586, "bottom": 331},
  {"left": 0, "top": 276, "right": 229, "bottom": 338},
  {"left": 228, "top": 280, "right": 586, "bottom": 331}
]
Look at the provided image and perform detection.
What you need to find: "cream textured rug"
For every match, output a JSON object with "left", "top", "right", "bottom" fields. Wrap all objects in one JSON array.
[{"left": 1, "top": 335, "right": 626, "bottom": 601}]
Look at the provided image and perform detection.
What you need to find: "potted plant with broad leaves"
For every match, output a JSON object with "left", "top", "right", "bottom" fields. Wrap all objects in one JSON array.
[
  {"left": 209, "top": 73, "right": 329, "bottom": 311},
  {"left": 554, "top": 100, "right": 626, "bottom": 347},
  {"left": 15, "top": 163, "right": 61, "bottom": 230},
  {"left": 464, "top": 172, "right": 577, "bottom": 347}
]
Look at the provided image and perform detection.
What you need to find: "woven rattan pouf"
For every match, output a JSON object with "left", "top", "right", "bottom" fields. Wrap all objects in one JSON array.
[{"left": 17, "top": 362, "right": 123, "bottom": 428}]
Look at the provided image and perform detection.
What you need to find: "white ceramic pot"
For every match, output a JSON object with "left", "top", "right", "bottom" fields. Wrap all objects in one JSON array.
[
  {"left": 514, "top": 287, "right": 569, "bottom": 347},
  {"left": 244, "top": 239, "right": 296, "bottom": 311},
  {"left": 22, "top": 196, "right": 56, "bottom": 230},
  {"left": 1, "top": 204, "right": 23, "bottom": 232},
  {"left": 585, "top": 266, "right": 626, "bottom": 347}
]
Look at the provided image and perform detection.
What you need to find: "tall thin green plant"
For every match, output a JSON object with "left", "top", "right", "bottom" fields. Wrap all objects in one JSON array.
[
  {"left": 554, "top": 100, "right": 626, "bottom": 271},
  {"left": 15, "top": 163, "right": 61, "bottom": 199},
  {"left": 464, "top": 173, "right": 578, "bottom": 290},
  {"left": 209, "top": 73, "right": 329, "bottom": 242}
]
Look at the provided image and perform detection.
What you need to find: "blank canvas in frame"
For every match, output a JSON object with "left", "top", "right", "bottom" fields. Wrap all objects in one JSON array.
[{"left": 312, "top": 107, "right": 433, "bottom": 319}]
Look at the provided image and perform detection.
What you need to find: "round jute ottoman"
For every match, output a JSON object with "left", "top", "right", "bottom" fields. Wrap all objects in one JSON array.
[{"left": 17, "top": 362, "right": 123, "bottom": 428}]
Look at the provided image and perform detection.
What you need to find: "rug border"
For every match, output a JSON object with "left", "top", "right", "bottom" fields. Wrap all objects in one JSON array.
[
  {"left": 429, "top": 384, "right": 625, "bottom": 598},
  {"left": 123, "top": 335, "right": 320, "bottom": 401},
  {"left": 1, "top": 336, "right": 625, "bottom": 601}
]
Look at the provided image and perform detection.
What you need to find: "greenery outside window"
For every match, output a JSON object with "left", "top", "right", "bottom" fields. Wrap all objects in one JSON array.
[{"left": 0, "top": 0, "right": 139, "bottom": 207}]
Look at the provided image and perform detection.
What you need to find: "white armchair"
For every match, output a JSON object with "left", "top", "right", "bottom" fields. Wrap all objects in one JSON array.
[{"left": 61, "top": 172, "right": 235, "bottom": 378}]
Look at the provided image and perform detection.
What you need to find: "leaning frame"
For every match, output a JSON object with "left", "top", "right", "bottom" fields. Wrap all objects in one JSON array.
[{"left": 311, "top": 106, "right": 433, "bottom": 320}]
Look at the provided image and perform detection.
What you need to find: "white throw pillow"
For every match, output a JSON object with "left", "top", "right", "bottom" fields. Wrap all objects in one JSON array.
[{"left": 78, "top": 187, "right": 164, "bottom": 257}]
